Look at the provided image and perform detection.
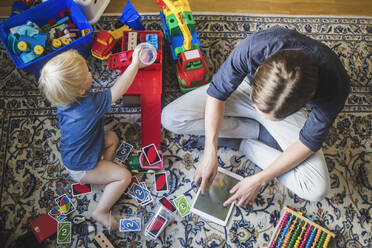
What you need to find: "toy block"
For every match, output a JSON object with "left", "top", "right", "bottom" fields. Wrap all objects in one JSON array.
[
  {"left": 108, "top": 51, "right": 128, "bottom": 70},
  {"left": 166, "top": 14, "right": 182, "bottom": 37},
  {"left": 120, "top": 0, "right": 144, "bottom": 30},
  {"left": 146, "top": 34, "right": 158, "bottom": 50},
  {"left": 181, "top": 11, "right": 196, "bottom": 33},
  {"left": 48, "top": 18, "right": 57, "bottom": 26},
  {"left": 94, "top": 232, "right": 114, "bottom": 248},
  {"left": 81, "top": 29, "right": 91, "bottom": 36},
  {"left": 111, "top": 25, "right": 131, "bottom": 40},
  {"left": 127, "top": 32, "right": 137, "bottom": 50},
  {"left": 57, "top": 16, "right": 70, "bottom": 26},
  {"left": 30, "top": 213, "right": 57, "bottom": 243},
  {"left": 15, "top": 22, "right": 39, "bottom": 37}
]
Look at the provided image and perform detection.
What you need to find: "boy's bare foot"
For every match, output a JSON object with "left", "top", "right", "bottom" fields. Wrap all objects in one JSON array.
[{"left": 92, "top": 210, "right": 119, "bottom": 230}]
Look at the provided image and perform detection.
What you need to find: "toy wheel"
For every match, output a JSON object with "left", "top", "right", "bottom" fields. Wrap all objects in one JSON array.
[
  {"left": 52, "top": 39, "right": 62, "bottom": 49},
  {"left": 33, "top": 45, "right": 44, "bottom": 55},
  {"left": 17, "top": 41, "right": 27, "bottom": 51},
  {"left": 61, "top": 38, "right": 70, "bottom": 46}
]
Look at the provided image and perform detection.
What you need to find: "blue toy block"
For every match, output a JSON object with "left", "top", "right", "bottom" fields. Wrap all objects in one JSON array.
[
  {"left": 20, "top": 50, "right": 40, "bottom": 64},
  {"left": 15, "top": 22, "right": 39, "bottom": 37},
  {"left": 56, "top": 16, "right": 69, "bottom": 25},
  {"left": 145, "top": 34, "right": 158, "bottom": 50},
  {"left": 120, "top": 0, "right": 144, "bottom": 30},
  {"left": 7, "top": 33, "right": 21, "bottom": 55}
]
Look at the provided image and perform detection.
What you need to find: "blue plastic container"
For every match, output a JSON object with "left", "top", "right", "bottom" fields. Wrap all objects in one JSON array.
[{"left": 0, "top": 0, "right": 93, "bottom": 78}]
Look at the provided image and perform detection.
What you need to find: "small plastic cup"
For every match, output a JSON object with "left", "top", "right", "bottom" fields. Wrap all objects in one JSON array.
[{"left": 136, "top": 42, "right": 157, "bottom": 65}]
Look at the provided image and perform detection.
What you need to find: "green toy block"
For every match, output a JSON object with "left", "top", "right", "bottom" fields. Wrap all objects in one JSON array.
[
  {"left": 181, "top": 11, "right": 195, "bottom": 33},
  {"left": 174, "top": 43, "right": 199, "bottom": 58},
  {"left": 166, "top": 14, "right": 182, "bottom": 37}
]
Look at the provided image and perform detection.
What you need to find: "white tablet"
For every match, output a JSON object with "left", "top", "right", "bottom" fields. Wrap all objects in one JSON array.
[{"left": 191, "top": 167, "right": 243, "bottom": 226}]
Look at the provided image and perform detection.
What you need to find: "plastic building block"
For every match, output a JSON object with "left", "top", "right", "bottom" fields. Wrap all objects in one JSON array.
[
  {"left": 120, "top": 0, "right": 144, "bottom": 30},
  {"left": 30, "top": 213, "right": 57, "bottom": 243},
  {"left": 108, "top": 51, "right": 128, "bottom": 70},
  {"left": 146, "top": 34, "right": 158, "bottom": 50},
  {"left": 127, "top": 32, "right": 137, "bottom": 50},
  {"left": 94, "top": 232, "right": 114, "bottom": 248},
  {"left": 15, "top": 22, "right": 40, "bottom": 37},
  {"left": 124, "top": 154, "right": 158, "bottom": 173},
  {"left": 111, "top": 25, "right": 131, "bottom": 40}
]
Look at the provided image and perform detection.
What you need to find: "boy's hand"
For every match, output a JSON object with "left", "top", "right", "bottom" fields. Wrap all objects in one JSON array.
[{"left": 131, "top": 46, "right": 147, "bottom": 69}]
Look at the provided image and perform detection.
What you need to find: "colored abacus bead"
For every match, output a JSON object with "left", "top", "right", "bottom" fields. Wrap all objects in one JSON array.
[
  {"left": 317, "top": 232, "right": 327, "bottom": 247},
  {"left": 322, "top": 234, "right": 331, "bottom": 248},
  {"left": 305, "top": 230, "right": 317, "bottom": 248},
  {"left": 300, "top": 226, "right": 312, "bottom": 248}
]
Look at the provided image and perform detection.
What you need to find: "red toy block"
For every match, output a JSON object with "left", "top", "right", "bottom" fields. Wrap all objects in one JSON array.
[
  {"left": 48, "top": 18, "right": 57, "bottom": 26},
  {"left": 30, "top": 213, "right": 57, "bottom": 243}
]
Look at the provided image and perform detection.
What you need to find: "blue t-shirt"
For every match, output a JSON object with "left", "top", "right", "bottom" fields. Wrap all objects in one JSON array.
[
  {"left": 57, "top": 89, "right": 112, "bottom": 171},
  {"left": 207, "top": 27, "right": 350, "bottom": 152}
]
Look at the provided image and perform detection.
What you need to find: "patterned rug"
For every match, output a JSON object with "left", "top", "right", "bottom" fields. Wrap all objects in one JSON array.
[{"left": 0, "top": 14, "right": 371, "bottom": 248}]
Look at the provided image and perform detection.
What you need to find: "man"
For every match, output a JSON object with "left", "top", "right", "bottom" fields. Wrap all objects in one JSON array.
[{"left": 161, "top": 27, "right": 350, "bottom": 206}]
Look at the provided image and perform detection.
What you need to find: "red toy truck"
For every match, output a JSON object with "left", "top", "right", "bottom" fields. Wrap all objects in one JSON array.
[{"left": 176, "top": 49, "right": 209, "bottom": 92}]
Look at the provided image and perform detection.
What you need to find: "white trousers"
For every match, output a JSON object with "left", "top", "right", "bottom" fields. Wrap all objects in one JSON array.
[{"left": 161, "top": 80, "right": 330, "bottom": 201}]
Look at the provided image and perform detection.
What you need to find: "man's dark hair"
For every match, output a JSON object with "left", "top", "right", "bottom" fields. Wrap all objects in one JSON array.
[{"left": 251, "top": 50, "right": 318, "bottom": 119}]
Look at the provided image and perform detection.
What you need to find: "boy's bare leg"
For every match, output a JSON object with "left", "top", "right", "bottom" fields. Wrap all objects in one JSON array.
[
  {"left": 81, "top": 160, "right": 131, "bottom": 230},
  {"left": 98, "top": 131, "right": 120, "bottom": 192},
  {"left": 103, "top": 130, "right": 119, "bottom": 161}
]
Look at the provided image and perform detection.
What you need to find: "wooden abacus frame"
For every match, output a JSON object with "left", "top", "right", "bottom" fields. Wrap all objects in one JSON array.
[{"left": 269, "top": 207, "right": 336, "bottom": 246}]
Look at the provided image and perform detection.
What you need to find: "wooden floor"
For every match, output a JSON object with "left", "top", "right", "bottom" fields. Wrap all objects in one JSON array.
[{"left": 0, "top": 0, "right": 371, "bottom": 17}]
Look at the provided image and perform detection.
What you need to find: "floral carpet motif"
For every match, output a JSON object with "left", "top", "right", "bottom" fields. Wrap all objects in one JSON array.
[{"left": 0, "top": 14, "right": 371, "bottom": 247}]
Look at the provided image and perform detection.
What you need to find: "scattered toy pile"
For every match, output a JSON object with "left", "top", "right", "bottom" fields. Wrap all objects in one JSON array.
[{"left": 7, "top": 8, "right": 89, "bottom": 64}]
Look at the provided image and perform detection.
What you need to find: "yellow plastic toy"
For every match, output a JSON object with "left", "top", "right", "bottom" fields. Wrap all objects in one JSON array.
[
  {"left": 158, "top": 0, "right": 192, "bottom": 50},
  {"left": 17, "top": 41, "right": 28, "bottom": 51},
  {"left": 33, "top": 45, "right": 44, "bottom": 55}
]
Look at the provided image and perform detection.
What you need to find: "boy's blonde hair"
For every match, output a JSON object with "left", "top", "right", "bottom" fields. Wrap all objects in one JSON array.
[{"left": 39, "top": 49, "right": 89, "bottom": 106}]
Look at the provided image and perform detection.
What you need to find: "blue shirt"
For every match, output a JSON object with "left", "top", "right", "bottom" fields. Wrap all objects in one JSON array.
[
  {"left": 207, "top": 27, "right": 350, "bottom": 152},
  {"left": 57, "top": 89, "right": 112, "bottom": 170}
]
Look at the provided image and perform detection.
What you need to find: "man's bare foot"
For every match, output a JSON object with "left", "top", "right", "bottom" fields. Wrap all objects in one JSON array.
[{"left": 92, "top": 210, "right": 118, "bottom": 230}]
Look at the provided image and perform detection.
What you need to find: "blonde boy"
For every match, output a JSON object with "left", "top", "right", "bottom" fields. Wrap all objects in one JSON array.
[{"left": 39, "top": 48, "right": 146, "bottom": 230}]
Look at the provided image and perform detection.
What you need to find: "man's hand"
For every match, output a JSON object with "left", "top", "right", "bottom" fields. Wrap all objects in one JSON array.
[
  {"left": 194, "top": 150, "right": 218, "bottom": 194},
  {"left": 223, "top": 174, "right": 266, "bottom": 207}
]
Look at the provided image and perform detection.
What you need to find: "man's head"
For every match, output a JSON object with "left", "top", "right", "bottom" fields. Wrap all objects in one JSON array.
[{"left": 251, "top": 50, "right": 318, "bottom": 120}]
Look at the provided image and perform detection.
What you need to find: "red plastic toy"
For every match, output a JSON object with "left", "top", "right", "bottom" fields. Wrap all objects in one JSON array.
[
  {"left": 30, "top": 213, "right": 57, "bottom": 243},
  {"left": 176, "top": 49, "right": 209, "bottom": 90},
  {"left": 91, "top": 30, "right": 117, "bottom": 60},
  {"left": 109, "top": 30, "right": 163, "bottom": 150}
]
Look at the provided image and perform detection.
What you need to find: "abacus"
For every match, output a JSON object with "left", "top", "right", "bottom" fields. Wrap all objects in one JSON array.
[{"left": 269, "top": 207, "right": 335, "bottom": 248}]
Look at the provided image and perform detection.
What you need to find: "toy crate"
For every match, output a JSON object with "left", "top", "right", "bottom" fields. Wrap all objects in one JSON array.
[{"left": 0, "top": 0, "right": 93, "bottom": 78}]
